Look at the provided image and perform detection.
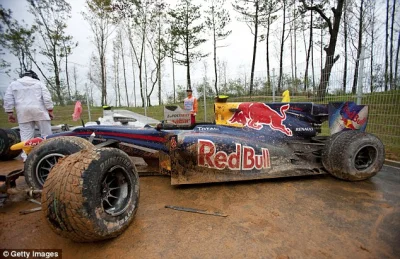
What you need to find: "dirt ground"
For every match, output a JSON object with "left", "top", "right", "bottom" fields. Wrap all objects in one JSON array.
[{"left": 0, "top": 159, "right": 399, "bottom": 259}]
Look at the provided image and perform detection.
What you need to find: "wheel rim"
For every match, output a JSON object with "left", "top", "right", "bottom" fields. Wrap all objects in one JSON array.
[
  {"left": 354, "top": 146, "right": 377, "bottom": 171},
  {"left": 101, "top": 165, "right": 132, "bottom": 216},
  {"left": 36, "top": 153, "right": 65, "bottom": 186}
]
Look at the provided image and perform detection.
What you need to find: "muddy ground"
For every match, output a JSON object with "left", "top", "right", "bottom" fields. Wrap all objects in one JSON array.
[{"left": 0, "top": 159, "right": 399, "bottom": 259}]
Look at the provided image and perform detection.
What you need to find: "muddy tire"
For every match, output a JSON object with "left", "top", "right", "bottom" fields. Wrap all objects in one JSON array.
[
  {"left": 24, "top": 136, "right": 94, "bottom": 190},
  {"left": 42, "top": 148, "right": 139, "bottom": 242},
  {"left": 0, "top": 128, "right": 21, "bottom": 161},
  {"left": 322, "top": 131, "right": 385, "bottom": 181}
]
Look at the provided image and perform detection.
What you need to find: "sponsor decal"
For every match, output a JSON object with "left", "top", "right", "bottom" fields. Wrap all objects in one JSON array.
[
  {"left": 24, "top": 137, "right": 44, "bottom": 147},
  {"left": 197, "top": 139, "right": 270, "bottom": 170},
  {"left": 170, "top": 136, "right": 177, "bottom": 150},
  {"left": 295, "top": 127, "right": 314, "bottom": 132},
  {"left": 342, "top": 102, "right": 367, "bottom": 127},
  {"left": 196, "top": 126, "right": 220, "bottom": 131},
  {"left": 228, "top": 102, "right": 292, "bottom": 136}
]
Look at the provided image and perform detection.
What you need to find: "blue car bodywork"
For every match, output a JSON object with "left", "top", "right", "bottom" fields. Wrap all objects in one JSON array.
[{"left": 43, "top": 101, "right": 369, "bottom": 185}]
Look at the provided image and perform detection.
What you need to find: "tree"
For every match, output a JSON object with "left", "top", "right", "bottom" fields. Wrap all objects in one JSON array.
[
  {"left": 205, "top": 0, "right": 232, "bottom": 96},
  {"left": 115, "top": 0, "right": 155, "bottom": 107},
  {"left": 147, "top": 1, "right": 168, "bottom": 106},
  {"left": 385, "top": 0, "right": 389, "bottom": 91},
  {"left": 63, "top": 37, "right": 78, "bottom": 101},
  {"left": 233, "top": 0, "right": 265, "bottom": 96},
  {"left": 112, "top": 38, "right": 121, "bottom": 106},
  {"left": 395, "top": 30, "right": 400, "bottom": 90},
  {"left": 389, "top": 0, "right": 396, "bottom": 90},
  {"left": 300, "top": 0, "right": 345, "bottom": 100},
  {"left": 27, "top": 0, "right": 76, "bottom": 106},
  {"left": 300, "top": 0, "right": 313, "bottom": 92},
  {"left": 164, "top": 24, "right": 179, "bottom": 103},
  {"left": 83, "top": 0, "right": 114, "bottom": 106},
  {"left": 168, "top": 0, "right": 208, "bottom": 90},
  {"left": 341, "top": 0, "right": 349, "bottom": 93},
  {"left": 260, "top": 0, "right": 280, "bottom": 88},
  {"left": 0, "top": 5, "right": 36, "bottom": 76},
  {"left": 350, "top": 0, "right": 365, "bottom": 94},
  {"left": 277, "top": 0, "right": 290, "bottom": 92},
  {"left": 117, "top": 28, "right": 129, "bottom": 107}
]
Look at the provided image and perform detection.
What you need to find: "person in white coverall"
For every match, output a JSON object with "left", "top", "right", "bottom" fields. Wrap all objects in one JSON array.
[{"left": 3, "top": 70, "right": 54, "bottom": 161}]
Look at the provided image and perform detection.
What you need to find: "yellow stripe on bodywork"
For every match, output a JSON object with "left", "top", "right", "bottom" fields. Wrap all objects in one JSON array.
[{"left": 214, "top": 102, "right": 244, "bottom": 128}]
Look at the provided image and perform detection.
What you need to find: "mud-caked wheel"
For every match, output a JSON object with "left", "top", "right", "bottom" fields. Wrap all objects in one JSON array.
[
  {"left": 24, "top": 136, "right": 94, "bottom": 190},
  {"left": 0, "top": 128, "right": 21, "bottom": 161},
  {"left": 41, "top": 148, "right": 140, "bottom": 242},
  {"left": 322, "top": 131, "right": 385, "bottom": 181}
]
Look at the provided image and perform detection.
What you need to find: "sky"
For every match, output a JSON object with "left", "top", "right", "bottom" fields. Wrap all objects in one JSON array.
[
  {"left": 1, "top": 0, "right": 386, "bottom": 106},
  {"left": 0, "top": 0, "right": 289, "bottom": 106}
]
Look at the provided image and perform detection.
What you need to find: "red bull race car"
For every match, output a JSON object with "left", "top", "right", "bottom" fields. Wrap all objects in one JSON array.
[{"left": 1, "top": 98, "right": 384, "bottom": 242}]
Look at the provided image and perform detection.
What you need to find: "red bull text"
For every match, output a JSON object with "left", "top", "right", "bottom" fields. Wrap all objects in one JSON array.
[
  {"left": 198, "top": 139, "right": 271, "bottom": 170},
  {"left": 228, "top": 103, "right": 293, "bottom": 136}
]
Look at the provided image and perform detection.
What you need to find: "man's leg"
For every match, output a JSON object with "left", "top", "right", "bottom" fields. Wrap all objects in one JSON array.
[
  {"left": 18, "top": 122, "right": 36, "bottom": 161},
  {"left": 37, "top": 120, "right": 52, "bottom": 138}
]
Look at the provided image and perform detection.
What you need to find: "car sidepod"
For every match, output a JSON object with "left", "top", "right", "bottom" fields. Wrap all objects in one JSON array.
[{"left": 169, "top": 125, "right": 326, "bottom": 185}]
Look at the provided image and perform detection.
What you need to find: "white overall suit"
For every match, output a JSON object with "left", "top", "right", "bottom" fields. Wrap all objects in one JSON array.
[{"left": 3, "top": 76, "right": 54, "bottom": 160}]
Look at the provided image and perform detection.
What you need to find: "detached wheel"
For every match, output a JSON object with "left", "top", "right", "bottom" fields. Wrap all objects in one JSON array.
[
  {"left": 42, "top": 148, "right": 139, "bottom": 242},
  {"left": 0, "top": 128, "right": 21, "bottom": 160},
  {"left": 24, "top": 136, "right": 94, "bottom": 189},
  {"left": 322, "top": 131, "right": 385, "bottom": 181}
]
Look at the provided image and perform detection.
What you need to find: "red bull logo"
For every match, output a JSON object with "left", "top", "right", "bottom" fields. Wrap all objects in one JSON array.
[
  {"left": 198, "top": 139, "right": 271, "bottom": 170},
  {"left": 228, "top": 103, "right": 292, "bottom": 136}
]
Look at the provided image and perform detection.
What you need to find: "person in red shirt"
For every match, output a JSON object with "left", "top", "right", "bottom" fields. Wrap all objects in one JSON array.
[{"left": 183, "top": 89, "right": 198, "bottom": 124}]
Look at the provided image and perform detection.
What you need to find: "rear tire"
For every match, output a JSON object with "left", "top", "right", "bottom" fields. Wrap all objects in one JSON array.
[
  {"left": 0, "top": 128, "right": 21, "bottom": 161},
  {"left": 42, "top": 148, "right": 139, "bottom": 242},
  {"left": 322, "top": 131, "right": 385, "bottom": 181},
  {"left": 24, "top": 136, "right": 94, "bottom": 190}
]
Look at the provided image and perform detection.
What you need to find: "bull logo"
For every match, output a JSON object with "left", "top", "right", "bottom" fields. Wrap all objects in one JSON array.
[{"left": 228, "top": 103, "right": 292, "bottom": 136}]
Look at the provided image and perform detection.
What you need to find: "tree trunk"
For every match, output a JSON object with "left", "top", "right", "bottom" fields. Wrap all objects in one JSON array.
[
  {"left": 370, "top": 2, "right": 376, "bottom": 93},
  {"left": 130, "top": 48, "right": 137, "bottom": 107},
  {"left": 212, "top": 7, "right": 219, "bottom": 96},
  {"left": 277, "top": 0, "right": 286, "bottom": 92},
  {"left": 120, "top": 35, "right": 129, "bottom": 107},
  {"left": 394, "top": 30, "right": 400, "bottom": 90},
  {"left": 172, "top": 55, "right": 176, "bottom": 103},
  {"left": 65, "top": 49, "right": 71, "bottom": 100},
  {"left": 314, "top": 0, "right": 345, "bottom": 100},
  {"left": 53, "top": 44, "right": 63, "bottom": 106},
  {"left": 304, "top": 5, "right": 313, "bottom": 92},
  {"left": 293, "top": 3, "right": 297, "bottom": 82},
  {"left": 158, "top": 20, "right": 162, "bottom": 105},
  {"left": 266, "top": 14, "right": 271, "bottom": 87},
  {"left": 385, "top": 0, "right": 389, "bottom": 91},
  {"left": 249, "top": 0, "right": 259, "bottom": 96},
  {"left": 389, "top": 0, "right": 396, "bottom": 90},
  {"left": 343, "top": 0, "right": 348, "bottom": 93},
  {"left": 352, "top": 0, "right": 364, "bottom": 94},
  {"left": 185, "top": 8, "right": 191, "bottom": 90}
]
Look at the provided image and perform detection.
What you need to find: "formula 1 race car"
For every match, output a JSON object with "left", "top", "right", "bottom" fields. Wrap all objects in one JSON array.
[{"left": 2, "top": 98, "right": 385, "bottom": 242}]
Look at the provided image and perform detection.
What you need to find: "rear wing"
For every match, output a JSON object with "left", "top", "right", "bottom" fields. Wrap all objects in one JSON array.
[{"left": 328, "top": 102, "right": 368, "bottom": 135}]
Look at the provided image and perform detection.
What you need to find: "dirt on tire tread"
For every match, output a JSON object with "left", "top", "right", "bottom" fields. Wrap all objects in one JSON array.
[{"left": 42, "top": 148, "right": 102, "bottom": 242}]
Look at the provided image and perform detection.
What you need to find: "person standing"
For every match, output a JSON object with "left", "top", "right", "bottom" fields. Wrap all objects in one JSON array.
[
  {"left": 183, "top": 89, "right": 198, "bottom": 124},
  {"left": 3, "top": 70, "right": 54, "bottom": 161}
]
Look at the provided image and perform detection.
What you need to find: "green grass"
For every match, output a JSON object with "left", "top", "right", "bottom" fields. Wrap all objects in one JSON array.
[{"left": 1, "top": 91, "right": 399, "bottom": 160}]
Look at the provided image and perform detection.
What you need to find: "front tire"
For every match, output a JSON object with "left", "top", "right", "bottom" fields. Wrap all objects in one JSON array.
[
  {"left": 24, "top": 136, "right": 94, "bottom": 189},
  {"left": 42, "top": 148, "right": 139, "bottom": 242},
  {"left": 0, "top": 128, "right": 21, "bottom": 161},
  {"left": 322, "top": 131, "right": 385, "bottom": 181}
]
